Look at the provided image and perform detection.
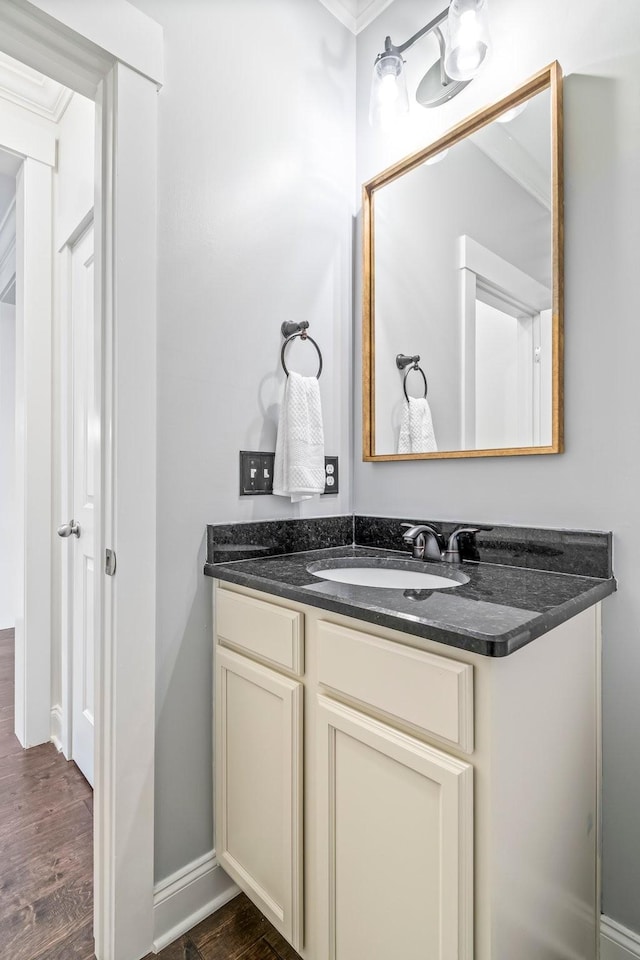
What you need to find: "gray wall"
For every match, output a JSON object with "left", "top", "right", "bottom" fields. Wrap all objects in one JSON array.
[
  {"left": 356, "top": 0, "right": 640, "bottom": 934},
  {"left": 129, "top": 0, "right": 355, "bottom": 882}
]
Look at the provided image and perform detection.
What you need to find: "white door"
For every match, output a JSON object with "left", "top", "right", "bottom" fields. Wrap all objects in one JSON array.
[
  {"left": 68, "top": 224, "right": 96, "bottom": 785},
  {"left": 474, "top": 299, "right": 538, "bottom": 450}
]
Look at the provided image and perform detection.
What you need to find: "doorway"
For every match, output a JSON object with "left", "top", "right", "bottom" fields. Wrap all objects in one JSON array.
[
  {"left": 0, "top": 63, "right": 97, "bottom": 954},
  {"left": 459, "top": 234, "right": 552, "bottom": 450},
  {"left": 0, "top": 4, "right": 161, "bottom": 957}
]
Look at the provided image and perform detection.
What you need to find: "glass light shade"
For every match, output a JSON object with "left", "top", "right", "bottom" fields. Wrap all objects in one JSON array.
[
  {"left": 444, "top": 0, "right": 490, "bottom": 82},
  {"left": 495, "top": 102, "right": 527, "bottom": 123},
  {"left": 369, "top": 52, "right": 409, "bottom": 129},
  {"left": 424, "top": 148, "right": 449, "bottom": 165}
]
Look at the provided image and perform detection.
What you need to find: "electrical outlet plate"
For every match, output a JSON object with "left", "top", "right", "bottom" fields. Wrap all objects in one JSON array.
[
  {"left": 239, "top": 451, "right": 275, "bottom": 495},
  {"left": 240, "top": 451, "right": 337, "bottom": 495},
  {"left": 323, "top": 456, "right": 339, "bottom": 494}
]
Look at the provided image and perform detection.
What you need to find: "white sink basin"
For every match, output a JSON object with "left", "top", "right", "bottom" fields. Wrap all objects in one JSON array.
[{"left": 306, "top": 558, "right": 469, "bottom": 590}]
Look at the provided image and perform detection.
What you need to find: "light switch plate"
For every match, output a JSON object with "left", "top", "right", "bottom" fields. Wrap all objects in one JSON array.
[{"left": 239, "top": 451, "right": 275, "bottom": 495}]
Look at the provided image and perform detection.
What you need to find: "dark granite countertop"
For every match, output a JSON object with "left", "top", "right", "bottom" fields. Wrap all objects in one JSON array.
[{"left": 205, "top": 545, "right": 616, "bottom": 657}]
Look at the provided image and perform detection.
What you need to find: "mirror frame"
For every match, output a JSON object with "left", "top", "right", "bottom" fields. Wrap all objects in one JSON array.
[{"left": 362, "top": 62, "right": 564, "bottom": 461}]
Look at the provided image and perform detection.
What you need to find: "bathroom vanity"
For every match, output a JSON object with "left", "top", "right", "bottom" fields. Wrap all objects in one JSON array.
[
  {"left": 207, "top": 536, "right": 615, "bottom": 960},
  {"left": 204, "top": 58, "right": 608, "bottom": 960}
]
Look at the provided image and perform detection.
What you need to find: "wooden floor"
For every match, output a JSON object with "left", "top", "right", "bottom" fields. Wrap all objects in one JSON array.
[
  {"left": 1, "top": 628, "right": 299, "bottom": 960},
  {"left": 146, "top": 893, "right": 302, "bottom": 960},
  {"left": 0, "top": 628, "right": 94, "bottom": 960}
]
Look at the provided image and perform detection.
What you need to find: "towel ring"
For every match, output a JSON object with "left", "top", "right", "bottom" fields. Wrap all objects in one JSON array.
[
  {"left": 281, "top": 333, "right": 323, "bottom": 379},
  {"left": 403, "top": 363, "right": 428, "bottom": 402}
]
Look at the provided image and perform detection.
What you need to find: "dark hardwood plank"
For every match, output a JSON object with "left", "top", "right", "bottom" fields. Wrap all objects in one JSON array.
[
  {"left": 189, "top": 894, "right": 270, "bottom": 960},
  {"left": 0, "top": 702, "right": 14, "bottom": 721},
  {"left": 0, "top": 662, "right": 13, "bottom": 684},
  {"left": 262, "top": 927, "right": 303, "bottom": 960},
  {"left": 30, "top": 916, "right": 95, "bottom": 960},
  {"left": 0, "top": 718, "right": 23, "bottom": 760},
  {"left": 236, "top": 939, "right": 280, "bottom": 960},
  {"left": 0, "top": 741, "right": 61, "bottom": 786},
  {"left": 0, "top": 756, "right": 92, "bottom": 837},
  {"left": 142, "top": 935, "right": 203, "bottom": 959},
  {"left": 0, "top": 803, "right": 92, "bottom": 924},
  {"left": 0, "top": 871, "right": 92, "bottom": 960},
  {"left": 0, "top": 628, "right": 96, "bottom": 960},
  {"left": 190, "top": 895, "right": 302, "bottom": 960},
  {"left": 0, "top": 796, "right": 92, "bottom": 858}
]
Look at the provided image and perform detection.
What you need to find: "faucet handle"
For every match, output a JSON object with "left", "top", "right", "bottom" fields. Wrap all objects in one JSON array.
[{"left": 444, "top": 524, "right": 492, "bottom": 562}]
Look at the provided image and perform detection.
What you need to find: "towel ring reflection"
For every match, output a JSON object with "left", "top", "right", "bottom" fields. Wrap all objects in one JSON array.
[
  {"left": 403, "top": 364, "right": 428, "bottom": 402},
  {"left": 281, "top": 333, "right": 323, "bottom": 379}
]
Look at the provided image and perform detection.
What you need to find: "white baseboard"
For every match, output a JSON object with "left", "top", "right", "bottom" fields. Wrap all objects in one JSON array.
[
  {"left": 50, "top": 704, "right": 64, "bottom": 753},
  {"left": 152, "top": 849, "right": 240, "bottom": 952},
  {"left": 602, "top": 916, "right": 640, "bottom": 960}
]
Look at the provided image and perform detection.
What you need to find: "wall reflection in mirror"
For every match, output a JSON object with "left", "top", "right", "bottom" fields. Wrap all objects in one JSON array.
[{"left": 363, "top": 64, "right": 563, "bottom": 460}]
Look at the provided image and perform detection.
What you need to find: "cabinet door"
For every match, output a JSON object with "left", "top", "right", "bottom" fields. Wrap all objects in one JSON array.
[
  {"left": 216, "top": 647, "right": 303, "bottom": 949},
  {"left": 317, "top": 695, "right": 473, "bottom": 960}
]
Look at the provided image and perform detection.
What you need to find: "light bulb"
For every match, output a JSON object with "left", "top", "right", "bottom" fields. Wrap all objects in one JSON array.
[
  {"left": 379, "top": 73, "right": 401, "bottom": 104},
  {"left": 369, "top": 50, "right": 409, "bottom": 128},
  {"left": 445, "top": 0, "right": 490, "bottom": 82}
]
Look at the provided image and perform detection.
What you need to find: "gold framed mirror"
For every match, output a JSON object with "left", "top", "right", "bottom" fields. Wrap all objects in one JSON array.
[{"left": 362, "top": 62, "right": 563, "bottom": 461}]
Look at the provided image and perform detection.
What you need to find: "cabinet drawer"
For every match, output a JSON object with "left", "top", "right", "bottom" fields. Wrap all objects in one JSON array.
[
  {"left": 216, "top": 587, "right": 304, "bottom": 675},
  {"left": 317, "top": 620, "right": 473, "bottom": 753}
]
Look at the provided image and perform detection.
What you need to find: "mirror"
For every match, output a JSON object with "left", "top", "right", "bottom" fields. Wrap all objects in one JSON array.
[{"left": 363, "top": 63, "right": 563, "bottom": 460}]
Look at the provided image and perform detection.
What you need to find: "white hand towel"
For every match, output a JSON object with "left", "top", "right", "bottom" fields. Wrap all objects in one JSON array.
[
  {"left": 274, "top": 371, "right": 325, "bottom": 502},
  {"left": 398, "top": 397, "right": 438, "bottom": 454}
]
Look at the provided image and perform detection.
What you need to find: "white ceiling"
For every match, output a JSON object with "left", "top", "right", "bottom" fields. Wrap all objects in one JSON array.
[
  {"left": 470, "top": 91, "right": 552, "bottom": 211},
  {"left": 318, "top": 0, "right": 396, "bottom": 34},
  {"left": 0, "top": 50, "right": 72, "bottom": 122}
]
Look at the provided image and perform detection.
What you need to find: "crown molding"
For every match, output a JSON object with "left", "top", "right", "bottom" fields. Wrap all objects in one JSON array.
[
  {"left": 318, "top": 0, "right": 396, "bottom": 34},
  {"left": 0, "top": 50, "right": 73, "bottom": 123}
]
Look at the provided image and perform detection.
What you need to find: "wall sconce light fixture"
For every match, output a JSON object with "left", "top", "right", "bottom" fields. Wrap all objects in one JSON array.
[{"left": 369, "top": 0, "right": 491, "bottom": 128}]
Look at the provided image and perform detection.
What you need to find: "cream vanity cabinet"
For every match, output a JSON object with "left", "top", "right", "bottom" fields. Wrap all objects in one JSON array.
[
  {"left": 214, "top": 581, "right": 600, "bottom": 960},
  {"left": 215, "top": 588, "right": 304, "bottom": 949}
]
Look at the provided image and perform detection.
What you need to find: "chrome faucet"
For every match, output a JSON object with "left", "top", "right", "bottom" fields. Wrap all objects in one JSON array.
[
  {"left": 401, "top": 523, "right": 444, "bottom": 561},
  {"left": 402, "top": 522, "right": 490, "bottom": 563}
]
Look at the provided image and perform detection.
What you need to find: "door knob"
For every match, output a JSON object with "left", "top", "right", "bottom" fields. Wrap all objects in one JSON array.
[{"left": 57, "top": 520, "right": 81, "bottom": 538}]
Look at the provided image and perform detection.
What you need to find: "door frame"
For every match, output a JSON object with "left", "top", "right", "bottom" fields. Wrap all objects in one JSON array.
[
  {"left": 14, "top": 152, "right": 54, "bottom": 748},
  {"left": 458, "top": 234, "right": 551, "bottom": 449},
  {"left": 0, "top": 2, "right": 163, "bottom": 958}
]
